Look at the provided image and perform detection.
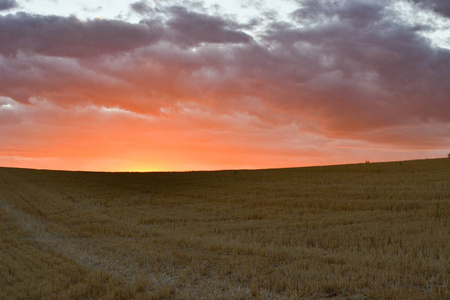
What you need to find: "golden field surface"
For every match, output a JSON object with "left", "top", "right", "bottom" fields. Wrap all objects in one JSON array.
[{"left": 0, "top": 159, "right": 448, "bottom": 299}]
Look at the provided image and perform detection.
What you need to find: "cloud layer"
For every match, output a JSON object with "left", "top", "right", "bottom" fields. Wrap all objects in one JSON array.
[{"left": 0, "top": 0, "right": 449, "bottom": 171}]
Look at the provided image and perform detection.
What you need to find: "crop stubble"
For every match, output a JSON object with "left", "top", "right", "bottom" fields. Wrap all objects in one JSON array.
[{"left": 0, "top": 159, "right": 448, "bottom": 299}]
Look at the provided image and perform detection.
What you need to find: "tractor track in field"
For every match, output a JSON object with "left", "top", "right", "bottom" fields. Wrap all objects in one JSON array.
[
  {"left": 0, "top": 173, "right": 139, "bottom": 285},
  {"left": 0, "top": 171, "right": 193, "bottom": 294}
]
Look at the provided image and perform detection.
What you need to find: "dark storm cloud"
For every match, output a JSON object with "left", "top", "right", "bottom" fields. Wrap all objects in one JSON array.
[
  {"left": 0, "top": 0, "right": 17, "bottom": 11},
  {"left": 411, "top": 0, "right": 450, "bottom": 18},
  {"left": 0, "top": 12, "right": 163, "bottom": 57}
]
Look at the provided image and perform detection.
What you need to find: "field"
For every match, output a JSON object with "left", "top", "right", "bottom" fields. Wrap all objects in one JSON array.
[{"left": 0, "top": 159, "right": 448, "bottom": 299}]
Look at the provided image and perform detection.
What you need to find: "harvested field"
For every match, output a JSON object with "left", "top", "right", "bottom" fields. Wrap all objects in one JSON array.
[{"left": 0, "top": 158, "right": 449, "bottom": 299}]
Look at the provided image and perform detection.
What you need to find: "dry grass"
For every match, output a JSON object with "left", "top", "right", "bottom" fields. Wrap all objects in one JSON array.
[{"left": 0, "top": 158, "right": 448, "bottom": 299}]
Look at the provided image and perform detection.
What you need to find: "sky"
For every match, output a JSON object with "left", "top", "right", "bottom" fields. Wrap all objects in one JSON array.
[{"left": 0, "top": 0, "right": 449, "bottom": 172}]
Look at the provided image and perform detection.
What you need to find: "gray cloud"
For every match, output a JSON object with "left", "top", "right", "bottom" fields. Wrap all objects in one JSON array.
[
  {"left": 165, "top": 6, "right": 253, "bottom": 46},
  {"left": 260, "top": 1, "right": 450, "bottom": 128},
  {"left": 0, "top": 13, "right": 163, "bottom": 58},
  {"left": 130, "top": 1, "right": 154, "bottom": 15},
  {"left": 0, "top": 0, "right": 17, "bottom": 11},
  {"left": 411, "top": 0, "right": 450, "bottom": 17}
]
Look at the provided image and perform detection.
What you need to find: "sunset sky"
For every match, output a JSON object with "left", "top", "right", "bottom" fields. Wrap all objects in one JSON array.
[{"left": 0, "top": 0, "right": 449, "bottom": 171}]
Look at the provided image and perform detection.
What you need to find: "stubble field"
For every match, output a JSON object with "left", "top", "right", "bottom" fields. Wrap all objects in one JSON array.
[{"left": 0, "top": 159, "right": 448, "bottom": 299}]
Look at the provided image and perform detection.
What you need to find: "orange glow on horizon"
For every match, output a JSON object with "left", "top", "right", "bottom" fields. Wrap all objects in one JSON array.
[{"left": 0, "top": 98, "right": 447, "bottom": 172}]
